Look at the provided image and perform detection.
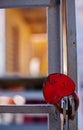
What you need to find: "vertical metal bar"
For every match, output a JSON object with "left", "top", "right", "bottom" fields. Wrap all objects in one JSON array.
[
  {"left": 60, "top": 0, "right": 69, "bottom": 129},
  {"left": 66, "top": 0, "right": 77, "bottom": 84},
  {"left": 60, "top": 0, "right": 68, "bottom": 75},
  {"left": 48, "top": 107, "right": 61, "bottom": 130},
  {"left": 47, "top": 0, "right": 61, "bottom": 74},
  {"left": 47, "top": 1, "right": 61, "bottom": 130},
  {"left": 66, "top": 0, "right": 78, "bottom": 130}
]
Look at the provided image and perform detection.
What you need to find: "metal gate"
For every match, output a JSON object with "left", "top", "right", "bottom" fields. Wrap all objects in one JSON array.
[{"left": 0, "top": 0, "right": 77, "bottom": 130}]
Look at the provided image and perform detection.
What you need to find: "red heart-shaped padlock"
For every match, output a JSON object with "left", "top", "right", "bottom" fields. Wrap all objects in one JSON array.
[
  {"left": 43, "top": 73, "right": 76, "bottom": 104},
  {"left": 43, "top": 73, "right": 79, "bottom": 116}
]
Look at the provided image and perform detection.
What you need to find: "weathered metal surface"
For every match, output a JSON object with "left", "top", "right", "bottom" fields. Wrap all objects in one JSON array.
[
  {"left": 0, "top": 104, "right": 53, "bottom": 113},
  {"left": 47, "top": 1, "right": 61, "bottom": 74},
  {"left": 47, "top": 1, "right": 61, "bottom": 130},
  {"left": 66, "top": 0, "right": 78, "bottom": 130}
]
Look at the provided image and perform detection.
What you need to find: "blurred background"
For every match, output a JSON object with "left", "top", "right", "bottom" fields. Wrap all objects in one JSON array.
[
  {"left": 0, "top": 0, "right": 83, "bottom": 130},
  {"left": 0, "top": 6, "right": 48, "bottom": 130},
  {"left": 76, "top": 1, "right": 83, "bottom": 130},
  {"left": 0, "top": 4, "right": 48, "bottom": 130}
]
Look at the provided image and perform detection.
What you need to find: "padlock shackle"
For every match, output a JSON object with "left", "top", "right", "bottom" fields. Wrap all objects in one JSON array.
[{"left": 54, "top": 91, "right": 79, "bottom": 115}]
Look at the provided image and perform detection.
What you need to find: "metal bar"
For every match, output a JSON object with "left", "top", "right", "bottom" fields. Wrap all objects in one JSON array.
[
  {"left": 47, "top": 1, "right": 61, "bottom": 130},
  {"left": 66, "top": 0, "right": 78, "bottom": 130},
  {"left": 60, "top": 0, "right": 69, "bottom": 130},
  {"left": 66, "top": 0, "right": 77, "bottom": 85},
  {"left": 0, "top": 104, "right": 54, "bottom": 113},
  {"left": 0, "top": 0, "right": 50, "bottom": 8},
  {"left": 47, "top": 1, "right": 61, "bottom": 74},
  {"left": 60, "top": 0, "right": 68, "bottom": 75},
  {"left": 48, "top": 111, "right": 61, "bottom": 130}
]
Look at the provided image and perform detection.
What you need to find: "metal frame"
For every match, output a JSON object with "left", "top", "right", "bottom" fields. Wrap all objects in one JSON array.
[
  {"left": 0, "top": 0, "right": 60, "bottom": 8},
  {"left": 0, "top": 104, "right": 53, "bottom": 113},
  {"left": 0, "top": 0, "right": 50, "bottom": 8},
  {"left": 0, "top": 105, "right": 61, "bottom": 130},
  {"left": 0, "top": 1, "right": 61, "bottom": 130},
  {"left": 47, "top": 2, "right": 61, "bottom": 130},
  {"left": 66, "top": 0, "right": 78, "bottom": 130},
  {"left": 60, "top": 0, "right": 78, "bottom": 130},
  {"left": 0, "top": 0, "right": 77, "bottom": 130}
]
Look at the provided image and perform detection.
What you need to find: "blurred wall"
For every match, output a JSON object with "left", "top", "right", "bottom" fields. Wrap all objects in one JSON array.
[
  {"left": 5, "top": 8, "right": 48, "bottom": 76},
  {"left": 6, "top": 9, "right": 31, "bottom": 75}
]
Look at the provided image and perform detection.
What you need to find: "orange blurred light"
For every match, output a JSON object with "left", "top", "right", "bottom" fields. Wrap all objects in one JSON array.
[{"left": 0, "top": 96, "right": 15, "bottom": 105}]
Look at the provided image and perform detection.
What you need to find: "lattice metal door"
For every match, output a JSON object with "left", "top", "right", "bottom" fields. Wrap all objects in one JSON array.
[{"left": 0, "top": 0, "right": 77, "bottom": 130}]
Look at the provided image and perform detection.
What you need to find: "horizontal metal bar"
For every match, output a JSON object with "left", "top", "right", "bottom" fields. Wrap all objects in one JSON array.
[
  {"left": 0, "top": 104, "right": 55, "bottom": 113},
  {"left": 0, "top": 0, "right": 50, "bottom": 8}
]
